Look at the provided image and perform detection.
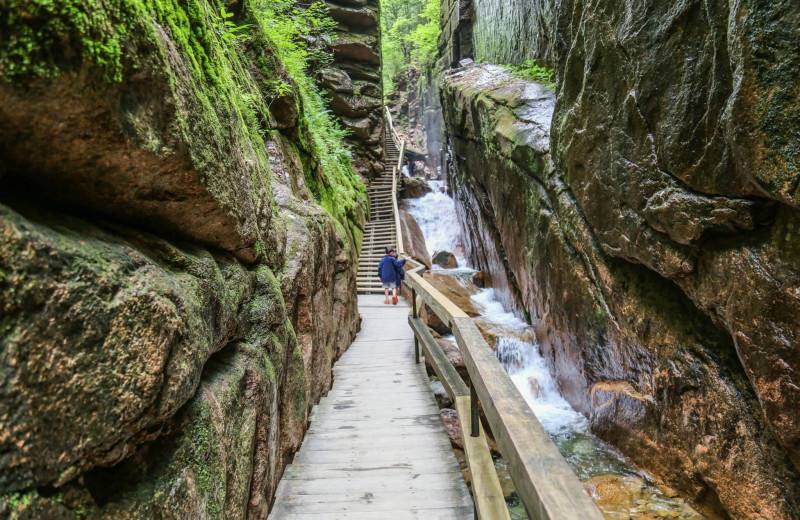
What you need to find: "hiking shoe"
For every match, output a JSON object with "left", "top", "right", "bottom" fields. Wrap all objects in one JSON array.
[
  {"left": 384, "top": 299, "right": 390, "bottom": 304},
  {"left": 392, "top": 295, "right": 398, "bottom": 305}
]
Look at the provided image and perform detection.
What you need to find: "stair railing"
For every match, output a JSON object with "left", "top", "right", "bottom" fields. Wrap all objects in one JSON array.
[{"left": 385, "top": 106, "right": 407, "bottom": 255}]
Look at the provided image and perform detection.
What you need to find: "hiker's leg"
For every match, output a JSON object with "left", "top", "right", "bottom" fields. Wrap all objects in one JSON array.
[{"left": 384, "top": 287, "right": 390, "bottom": 304}]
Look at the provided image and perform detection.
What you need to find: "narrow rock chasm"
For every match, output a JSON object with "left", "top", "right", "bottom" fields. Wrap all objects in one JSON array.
[{"left": 1, "top": 0, "right": 799, "bottom": 519}]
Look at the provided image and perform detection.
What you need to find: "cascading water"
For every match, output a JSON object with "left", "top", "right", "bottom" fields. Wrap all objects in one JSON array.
[
  {"left": 402, "top": 183, "right": 468, "bottom": 267},
  {"left": 404, "top": 181, "right": 706, "bottom": 520}
]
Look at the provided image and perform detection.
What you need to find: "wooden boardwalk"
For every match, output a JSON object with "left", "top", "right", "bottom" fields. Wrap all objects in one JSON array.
[{"left": 269, "top": 294, "right": 473, "bottom": 519}]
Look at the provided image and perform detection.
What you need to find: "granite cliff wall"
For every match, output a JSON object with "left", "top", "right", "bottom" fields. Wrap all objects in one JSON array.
[
  {"left": 0, "top": 1, "right": 364, "bottom": 517},
  {"left": 439, "top": 1, "right": 800, "bottom": 518},
  {"left": 321, "top": 0, "right": 384, "bottom": 179}
]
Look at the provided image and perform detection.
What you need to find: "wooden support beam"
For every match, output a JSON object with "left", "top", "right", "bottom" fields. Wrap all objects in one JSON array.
[
  {"left": 454, "top": 396, "right": 511, "bottom": 520},
  {"left": 408, "top": 316, "right": 469, "bottom": 399}
]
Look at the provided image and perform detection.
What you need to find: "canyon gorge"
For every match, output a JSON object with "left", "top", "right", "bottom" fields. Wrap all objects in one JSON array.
[{"left": 1, "top": 0, "right": 799, "bottom": 519}]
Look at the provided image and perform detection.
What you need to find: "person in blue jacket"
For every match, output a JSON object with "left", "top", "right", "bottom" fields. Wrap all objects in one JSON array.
[
  {"left": 378, "top": 246, "right": 406, "bottom": 305},
  {"left": 392, "top": 250, "right": 406, "bottom": 292}
]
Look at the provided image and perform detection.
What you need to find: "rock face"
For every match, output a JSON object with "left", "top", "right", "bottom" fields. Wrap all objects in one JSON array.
[
  {"left": 399, "top": 209, "right": 432, "bottom": 268},
  {"left": 321, "top": 0, "right": 384, "bottom": 179},
  {"left": 432, "top": 250, "right": 458, "bottom": 269},
  {"left": 441, "top": 63, "right": 800, "bottom": 519},
  {"left": 0, "top": 1, "right": 363, "bottom": 517}
]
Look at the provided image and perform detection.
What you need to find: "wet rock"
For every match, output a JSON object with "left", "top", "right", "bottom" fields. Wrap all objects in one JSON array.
[
  {"left": 472, "top": 271, "right": 487, "bottom": 288},
  {"left": 585, "top": 474, "right": 645, "bottom": 510},
  {"left": 422, "top": 272, "right": 480, "bottom": 315},
  {"left": 493, "top": 457, "right": 517, "bottom": 499},
  {"left": 430, "top": 379, "right": 454, "bottom": 408},
  {"left": 441, "top": 62, "right": 800, "bottom": 518},
  {"left": 401, "top": 177, "right": 432, "bottom": 199},
  {"left": 473, "top": 317, "right": 535, "bottom": 352},
  {"left": 432, "top": 250, "right": 459, "bottom": 269},
  {"left": 440, "top": 408, "right": 463, "bottom": 450},
  {"left": 399, "top": 209, "right": 432, "bottom": 268}
]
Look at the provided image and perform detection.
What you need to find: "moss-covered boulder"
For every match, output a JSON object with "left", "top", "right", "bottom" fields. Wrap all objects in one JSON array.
[{"left": 0, "top": 0, "right": 365, "bottom": 516}]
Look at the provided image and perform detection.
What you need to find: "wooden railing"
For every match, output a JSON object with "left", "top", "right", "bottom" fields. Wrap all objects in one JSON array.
[
  {"left": 403, "top": 264, "right": 604, "bottom": 520},
  {"left": 386, "top": 102, "right": 601, "bottom": 518},
  {"left": 386, "top": 106, "right": 406, "bottom": 254}
]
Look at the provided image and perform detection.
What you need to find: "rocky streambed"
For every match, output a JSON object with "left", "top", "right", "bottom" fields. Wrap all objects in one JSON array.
[{"left": 401, "top": 186, "right": 707, "bottom": 520}]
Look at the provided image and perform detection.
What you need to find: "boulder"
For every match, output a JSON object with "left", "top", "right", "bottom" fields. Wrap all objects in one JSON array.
[
  {"left": 432, "top": 250, "right": 459, "bottom": 269},
  {"left": 437, "top": 337, "right": 469, "bottom": 384},
  {"left": 399, "top": 209, "right": 432, "bottom": 268},
  {"left": 472, "top": 271, "right": 487, "bottom": 288},
  {"left": 401, "top": 177, "right": 432, "bottom": 199},
  {"left": 429, "top": 380, "right": 454, "bottom": 408},
  {"left": 422, "top": 272, "right": 480, "bottom": 316}
]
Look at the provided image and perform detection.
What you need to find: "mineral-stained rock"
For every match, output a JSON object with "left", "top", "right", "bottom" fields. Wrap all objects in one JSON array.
[
  {"left": 399, "top": 209, "right": 432, "bottom": 268},
  {"left": 441, "top": 63, "right": 800, "bottom": 519},
  {"left": 0, "top": 20, "right": 278, "bottom": 265},
  {"left": 432, "top": 250, "right": 459, "bottom": 269}
]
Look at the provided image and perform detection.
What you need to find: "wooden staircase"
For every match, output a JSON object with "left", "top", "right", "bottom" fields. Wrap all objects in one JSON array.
[{"left": 357, "top": 129, "right": 401, "bottom": 294}]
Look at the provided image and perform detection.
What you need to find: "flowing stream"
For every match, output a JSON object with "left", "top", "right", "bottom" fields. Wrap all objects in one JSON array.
[{"left": 402, "top": 186, "right": 706, "bottom": 520}]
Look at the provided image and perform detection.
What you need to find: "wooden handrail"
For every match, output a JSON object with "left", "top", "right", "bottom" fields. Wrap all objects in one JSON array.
[
  {"left": 392, "top": 166, "right": 405, "bottom": 255},
  {"left": 385, "top": 105, "right": 401, "bottom": 146},
  {"left": 403, "top": 267, "right": 605, "bottom": 520}
]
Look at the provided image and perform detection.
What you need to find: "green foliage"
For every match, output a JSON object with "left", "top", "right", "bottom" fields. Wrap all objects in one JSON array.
[
  {"left": 215, "top": 8, "right": 252, "bottom": 44},
  {"left": 250, "top": 0, "right": 365, "bottom": 250},
  {"left": 380, "top": 0, "right": 441, "bottom": 95},
  {"left": 0, "top": 0, "right": 138, "bottom": 82},
  {"left": 505, "top": 60, "right": 556, "bottom": 90}
]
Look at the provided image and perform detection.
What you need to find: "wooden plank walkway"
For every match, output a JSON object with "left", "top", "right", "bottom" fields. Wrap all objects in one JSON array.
[{"left": 269, "top": 294, "right": 473, "bottom": 519}]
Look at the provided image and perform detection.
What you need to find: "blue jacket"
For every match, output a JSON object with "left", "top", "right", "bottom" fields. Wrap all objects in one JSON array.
[{"left": 378, "top": 255, "right": 406, "bottom": 284}]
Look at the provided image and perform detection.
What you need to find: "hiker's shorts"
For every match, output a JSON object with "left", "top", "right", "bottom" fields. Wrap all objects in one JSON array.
[{"left": 382, "top": 282, "right": 394, "bottom": 290}]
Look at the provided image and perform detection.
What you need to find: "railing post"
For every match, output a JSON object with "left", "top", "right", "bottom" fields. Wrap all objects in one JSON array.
[
  {"left": 470, "top": 384, "right": 480, "bottom": 437},
  {"left": 412, "top": 288, "right": 417, "bottom": 318},
  {"left": 415, "top": 337, "right": 420, "bottom": 364}
]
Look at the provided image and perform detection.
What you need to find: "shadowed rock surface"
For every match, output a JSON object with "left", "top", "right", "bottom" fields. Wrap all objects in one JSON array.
[{"left": 442, "top": 61, "right": 800, "bottom": 519}]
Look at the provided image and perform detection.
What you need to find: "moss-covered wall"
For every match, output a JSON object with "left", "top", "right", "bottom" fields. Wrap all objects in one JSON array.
[{"left": 0, "top": 0, "right": 365, "bottom": 517}]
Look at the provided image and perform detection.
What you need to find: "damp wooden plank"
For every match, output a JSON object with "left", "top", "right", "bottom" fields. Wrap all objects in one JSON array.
[{"left": 268, "top": 294, "right": 471, "bottom": 519}]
